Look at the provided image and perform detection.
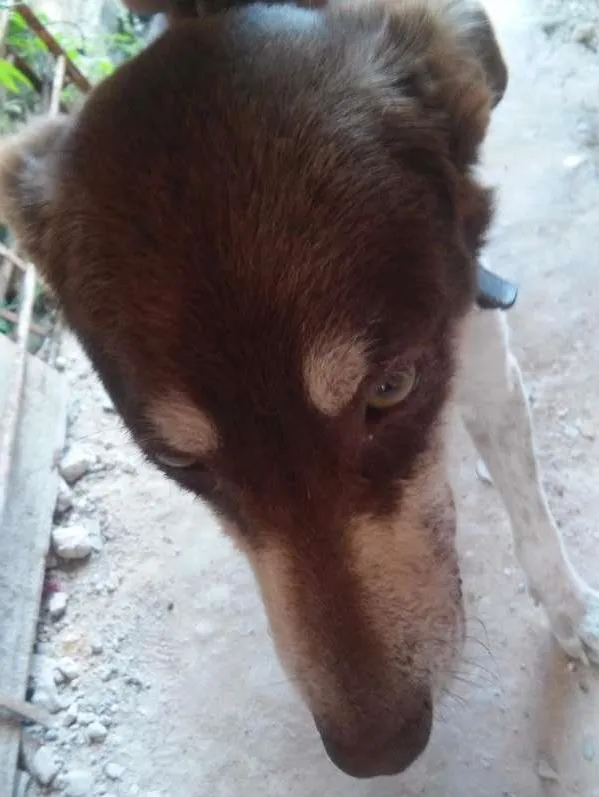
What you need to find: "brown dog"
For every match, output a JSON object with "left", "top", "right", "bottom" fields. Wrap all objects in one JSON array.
[{"left": 2, "top": 0, "right": 598, "bottom": 780}]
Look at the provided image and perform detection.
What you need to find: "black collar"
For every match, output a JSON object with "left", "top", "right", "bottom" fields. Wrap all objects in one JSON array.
[{"left": 476, "top": 262, "right": 518, "bottom": 310}]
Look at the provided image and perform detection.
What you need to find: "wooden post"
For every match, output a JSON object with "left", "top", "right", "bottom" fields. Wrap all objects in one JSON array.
[
  {"left": 0, "top": 16, "right": 70, "bottom": 794},
  {"left": 0, "top": 7, "right": 13, "bottom": 305}
]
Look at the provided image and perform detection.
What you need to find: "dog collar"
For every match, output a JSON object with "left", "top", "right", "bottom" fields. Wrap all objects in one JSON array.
[{"left": 476, "top": 262, "right": 518, "bottom": 311}]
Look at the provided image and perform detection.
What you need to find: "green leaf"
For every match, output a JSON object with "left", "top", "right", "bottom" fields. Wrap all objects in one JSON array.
[
  {"left": 0, "top": 58, "right": 33, "bottom": 93},
  {"left": 7, "top": 11, "right": 29, "bottom": 35}
]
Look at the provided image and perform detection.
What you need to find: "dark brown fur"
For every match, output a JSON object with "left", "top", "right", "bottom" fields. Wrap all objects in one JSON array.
[{"left": 0, "top": 0, "right": 506, "bottom": 778}]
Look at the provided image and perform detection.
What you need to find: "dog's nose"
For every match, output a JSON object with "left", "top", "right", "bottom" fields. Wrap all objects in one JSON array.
[{"left": 317, "top": 691, "right": 433, "bottom": 779}]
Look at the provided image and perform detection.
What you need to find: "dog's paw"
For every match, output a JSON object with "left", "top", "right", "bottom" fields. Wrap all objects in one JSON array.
[{"left": 540, "top": 581, "right": 599, "bottom": 666}]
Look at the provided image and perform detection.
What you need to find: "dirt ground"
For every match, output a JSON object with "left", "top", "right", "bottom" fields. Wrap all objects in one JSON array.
[{"left": 19, "top": 1, "right": 599, "bottom": 795}]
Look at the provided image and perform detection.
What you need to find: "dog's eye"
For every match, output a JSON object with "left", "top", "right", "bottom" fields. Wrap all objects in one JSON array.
[
  {"left": 154, "top": 450, "right": 197, "bottom": 469},
  {"left": 366, "top": 365, "right": 417, "bottom": 411}
]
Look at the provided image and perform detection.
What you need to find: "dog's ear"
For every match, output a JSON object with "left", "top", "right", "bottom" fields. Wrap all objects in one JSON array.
[
  {"left": 440, "top": 0, "right": 507, "bottom": 110},
  {"left": 379, "top": 0, "right": 507, "bottom": 168},
  {"left": 0, "top": 115, "right": 68, "bottom": 263}
]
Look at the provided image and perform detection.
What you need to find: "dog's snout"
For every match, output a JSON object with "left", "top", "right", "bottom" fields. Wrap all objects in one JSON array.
[{"left": 317, "top": 688, "right": 433, "bottom": 778}]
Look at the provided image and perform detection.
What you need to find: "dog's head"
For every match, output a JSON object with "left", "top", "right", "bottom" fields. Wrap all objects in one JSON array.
[{"left": 0, "top": 0, "right": 506, "bottom": 778}]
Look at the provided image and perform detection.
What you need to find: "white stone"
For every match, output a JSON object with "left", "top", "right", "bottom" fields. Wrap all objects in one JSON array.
[
  {"left": 475, "top": 458, "right": 493, "bottom": 486},
  {"left": 563, "top": 153, "right": 587, "bottom": 170},
  {"left": 52, "top": 524, "right": 93, "bottom": 560},
  {"left": 537, "top": 758, "right": 559, "bottom": 782},
  {"left": 56, "top": 478, "right": 74, "bottom": 514},
  {"left": 105, "top": 762, "right": 125, "bottom": 780},
  {"left": 577, "top": 420, "right": 596, "bottom": 440},
  {"left": 102, "top": 394, "right": 116, "bottom": 413},
  {"left": 87, "top": 721, "right": 108, "bottom": 743},
  {"left": 63, "top": 769, "right": 94, "bottom": 796},
  {"left": 30, "top": 655, "right": 70, "bottom": 714},
  {"left": 59, "top": 447, "right": 91, "bottom": 485},
  {"left": 573, "top": 23, "right": 596, "bottom": 46},
  {"left": 583, "top": 734, "right": 596, "bottom": 762},
  {"left": 48, "top": 591, "right": 68, "bottom": 620},
  {"left": 64, "top": 704, "right": 78, "bottom": 726},
  {"left": 32, "top": 687, "right": 70, "bottom": 714},
  {"left": 30, "top": 747, "right": 59, "bottom": 786},
  {"left": 56, "top": 657, "right": 81, "bottom": 681}
]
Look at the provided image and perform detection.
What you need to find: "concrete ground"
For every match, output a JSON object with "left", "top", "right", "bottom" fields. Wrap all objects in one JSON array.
[{"left": 24, "top": 1, "right": 599, "bottom": 795}]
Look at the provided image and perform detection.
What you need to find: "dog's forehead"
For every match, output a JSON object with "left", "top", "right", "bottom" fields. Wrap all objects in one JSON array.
[{"left": 57, "top": 10, "right": 466, "bottom": 437}]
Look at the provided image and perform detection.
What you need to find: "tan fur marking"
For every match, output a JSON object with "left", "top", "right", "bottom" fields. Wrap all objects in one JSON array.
[
  {"left": 147, "top": 391, "right": 218, "bottom": 456},
  {"left": 304, "top": 336, "right": 368, "bottom": 416},
  {"left": 243, "top": 423, "right": 462, "bottom": 727}
]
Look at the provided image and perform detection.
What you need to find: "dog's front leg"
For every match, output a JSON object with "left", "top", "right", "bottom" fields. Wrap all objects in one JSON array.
[{"left": 457, "top": 306, "right": 599, "bottom": 664}]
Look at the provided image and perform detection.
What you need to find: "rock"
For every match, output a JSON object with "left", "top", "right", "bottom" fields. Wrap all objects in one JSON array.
[
  {"left": 583, "top": 734, "right": 596, "bottom": 762},
  {"left": 48, "top": 591, "right": 68, "bottom": 620},
  {"left": 100, "top": 666, "right": 119, "bottom": 682},
  {"left": 105, "top": 762, "right": 125, "bottom": 780},
  {"left": 63, "top": 704, "right": 78, "bottom": 727},
  {"left": 52, "top": 524, "right": 93, "bottom": 560},
  {"left": 573, "top": 22, "right": 596, "bottom": 48},
  {"left": 90, "top": 639, "right": 104, "bottom": 655},
  {"left": 62, "top": 769, "right": 94, "bottom": 796},
  {"left": 563, "top": 424, "right": 578, "bottom": 440},
  {"left": 577, "top": 420, "right": 596, "bottom": 440},
  {"left": 102, "top": 395, "right": 116, "bottom": 413},
  {"left": 475, "top": 458, "right": 493, "bottom": 486},
  {"left": 540, "top": 15, "right": 565, "bottom": 36},
  {"left": 537, "top": 758, "right": 560, "bottom": 782},
  {"left": 87, "top": 721, "right": 108, "bottom": 743},
  {"left": 563, "top": 153, "right": 588, "bottom": 170},
  {"left": 30, "top": 746, "right": 59, "bottom": 786},
  {"left": 56, "top": 479, "right": 74, "bottom": 514},
  {"left": 30, "top": 654, "right": 71, "bottom": 714},
  {"left": 32, "top": 686, "right": 70, "bottom": 714},
  {"left": 56, "top": 657, "right": 81, "bottom": 682},
  {"left": 59, "top": 448, "right": 91, "bottom": 485}
]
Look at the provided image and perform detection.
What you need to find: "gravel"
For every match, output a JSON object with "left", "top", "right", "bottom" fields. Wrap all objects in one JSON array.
[
  {"left": 48, "top": 591, "right": 69, "bottom": 620},
  {"left": 29, "top": 746, "right": 60, "bottom": 786},
  {"left": 105, "top": 762, "right": 125, "bottom": 780},
  {"left": 62, "top": 768, "right": 94, "bottom": 796},
  {"left": 56, "top": 478, "right": 75, "bottom": 514},
  {"left": 52, "top": 524, "right": 93, "bottom": 560},
  {"left": 59, "top": 446, "right": 92, "bottom": 485},
  {"left": 87, "top": 721, "right": 109, "bottom": 743}
]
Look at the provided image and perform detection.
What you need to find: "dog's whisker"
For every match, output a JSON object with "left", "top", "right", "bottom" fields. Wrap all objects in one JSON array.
[
  {"left": 463, "top": 633, "right": 495, "bottom": 660},
  {"left": 450, "top": 671, "right": 492, "bottom": 690},
  {"left": 466, "top": 616, "right": 493, "bottom": 648},
  {"left": 70, "top": 424, "right": 126, "bottom": 443},
  {"left": 458, "top": 657, "right": 500, "bottom": 682},
  {"left": 439, "top": 687, "right": 468, "bottom": 710}
]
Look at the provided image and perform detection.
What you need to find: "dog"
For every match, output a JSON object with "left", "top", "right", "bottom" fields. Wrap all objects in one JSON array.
[{"left": 1, "top": 0, "right": 598, "bottom": 779}]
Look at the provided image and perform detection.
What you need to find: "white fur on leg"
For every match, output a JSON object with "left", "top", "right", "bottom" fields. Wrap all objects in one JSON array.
[{"left": 457, "top": 307, "right": 599, "bottom": 664}]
